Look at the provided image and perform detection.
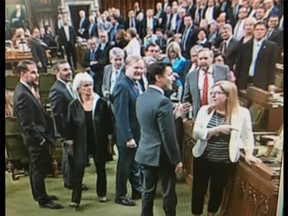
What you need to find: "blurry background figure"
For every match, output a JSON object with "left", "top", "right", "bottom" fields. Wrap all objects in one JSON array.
[{"left": 10, "top": 4, "right": 26, "bottom": 28}]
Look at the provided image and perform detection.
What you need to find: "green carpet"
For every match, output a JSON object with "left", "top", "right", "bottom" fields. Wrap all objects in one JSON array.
[{"left": 6, "top": 157, "right": 192, "bottom": 216}]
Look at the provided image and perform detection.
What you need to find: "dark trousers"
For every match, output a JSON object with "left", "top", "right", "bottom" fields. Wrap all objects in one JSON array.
[
  {"left": 71, "top": 163, "right": 85, "bottom": 204},
  {"left": 115, "top": 146, "right": 142, "bottom": 198},
  {"left": 191, "top": 157, "right": 235, "bottom": 214},
  {"left": 64, "top": 42, "right": 77, "bottom": 69},
  {"left": 141, "top": 164, "right": 177, "bottom": 216},
  {"left": 27, "top": 143, "right": 50, "bottom": 204},
  {"left": 62, "top": 145, "right": 73, "bottom": 187},
  {"left": 91, "top": 157, "right": 107, "bottom": 197}
]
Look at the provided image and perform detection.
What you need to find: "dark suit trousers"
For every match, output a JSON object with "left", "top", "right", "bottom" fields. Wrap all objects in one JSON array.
[
  {"left": 64, "top": 42, "right": 77, "bottom": 69},
  {"left": 91, "top": 157, "right": 107, "bottom": 197},
  {"left": 115, "top": 146, "right": 142, "bottom": 198},
  {"left": 27, "top": 143, "right": 50, "bottom": 203},
  {"left": 62, "top": 145, "right": 73, "bottom": 187},
  {"left": 191, "top": 157, "right": 235, "bottom": 214},
  {"left": 70, "top": 162, "right": 85, "bottom": 204},
  {"left": 141, "top": 164, "right": 177, "bottom": 216}
]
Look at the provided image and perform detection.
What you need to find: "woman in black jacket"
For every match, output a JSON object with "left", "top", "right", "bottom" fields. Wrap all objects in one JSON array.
[{"left": 65, "top": 72, "right": 113, "bottom": 208}]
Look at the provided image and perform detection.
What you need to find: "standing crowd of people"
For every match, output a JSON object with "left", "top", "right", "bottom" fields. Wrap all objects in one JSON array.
[{"left": 8, "top": 0, "right": 283, "bottom": 215}]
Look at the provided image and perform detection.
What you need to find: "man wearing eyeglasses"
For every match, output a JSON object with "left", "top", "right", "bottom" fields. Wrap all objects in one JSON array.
[{"left": 183, "top": 48, "right": 230, "bottom": 120}]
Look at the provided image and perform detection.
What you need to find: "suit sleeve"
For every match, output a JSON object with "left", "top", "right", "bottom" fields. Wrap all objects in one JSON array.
[
  {"left": 157, "top": 98, "right": 181, "bottom": 164},
  {"left": 15, "top": 93, "right": 44, "bottom": 144},
  {"left": 112, "top": 83, "right": 134, "bottom": 145},
  {"left": 49, "top": 88, "right": 65, "bottom": 138},
  {"left": 182, "top": 73, "right": 192, "bottom": 103},
  {"left": 29, "top": 41, "right": 40, "bottom": 63}
]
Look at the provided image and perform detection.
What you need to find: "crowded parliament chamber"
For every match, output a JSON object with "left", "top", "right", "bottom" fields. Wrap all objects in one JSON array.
[{"left": 5, "top": 0, "right": 284, "bottom": 215}]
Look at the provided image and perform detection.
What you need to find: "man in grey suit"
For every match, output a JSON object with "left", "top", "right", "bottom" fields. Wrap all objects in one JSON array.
[
  {"left": 219, "top": 24, "right": 239, "bottom": 70},
  {"left": 183, "top": 48, "right": 230, "bottom": 120},
  {"left": 135, "top": 62, "right": 183, "bottom": 216},
  {"left": 102, "top": 47, "right": 125, "bottom": 107},
  {"left": 102, "top": 47, "right": 125, "bottom": 159}
]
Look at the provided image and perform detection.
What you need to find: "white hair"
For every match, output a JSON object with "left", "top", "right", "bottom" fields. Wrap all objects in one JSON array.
[{"left": 72, "top": 72, "right": 94, "bottom": 94}]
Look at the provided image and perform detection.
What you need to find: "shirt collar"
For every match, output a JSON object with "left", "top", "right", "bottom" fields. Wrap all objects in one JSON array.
[
  {"left": 254, "top": 38, "right": 264, "bottom": 46},
  {"left": 200, "top": 65, "right": 213, "bottom": 74},
  {"left": 149, "top": 84, "right": 164, "bottom": 95},
  {"left": 57, "top": 78, "right": 68, "bottom": 85},
  {"left": 20, "top": 80, "right": 33, "bottom": 91}
]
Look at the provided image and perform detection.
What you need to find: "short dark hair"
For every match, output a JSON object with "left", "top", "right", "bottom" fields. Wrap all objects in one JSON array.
[
  {"left": 110, "top": 14, "right": 119, "bottom": 22},
  {"left": 184, "top": 14, "right": 192, "bottom": 20},
  {"left": 16, "top": 60, "right": 36, "bottom": 74},
  {"left": 146, "top": 42, "right": 158, "bottom": 51},
  {"left": 146, "top": 62, "right": 171, "bottom": 84},
  {"left": 164, "top": 30, "right": 174, "bottom": 38},
  {"left": 53, "top": 59, "right": 69, "bottom": 72},
  {"left": 255, "top": 21, "right": 268, "bottom": 29},
  {"left": 197, "top": 27, "right": 207, "bottom": 36}
]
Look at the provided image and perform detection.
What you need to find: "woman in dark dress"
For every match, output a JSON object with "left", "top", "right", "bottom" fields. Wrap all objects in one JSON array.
[{"left": 65, "top": 72, "right": 113, "bottom": 208}]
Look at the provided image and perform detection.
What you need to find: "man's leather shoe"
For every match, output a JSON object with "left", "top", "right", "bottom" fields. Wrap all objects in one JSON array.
[
  {"left": 115, "top": 196, "right": 136, "bottom": 206},
  {"left": 39, "top": 201, "right": 64, "bottom": 209}
]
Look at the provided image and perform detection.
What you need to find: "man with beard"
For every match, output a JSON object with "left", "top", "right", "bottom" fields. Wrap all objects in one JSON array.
[{"left": 13, "top": 60, "right": 63, "bottom": 209}]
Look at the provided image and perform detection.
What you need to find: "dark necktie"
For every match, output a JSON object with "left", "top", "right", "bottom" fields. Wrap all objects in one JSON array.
[
  {"left": 222, "top": 41, "right": 227, "bottom": 54},
  {"left": 201, "top": 71, "right": 209, "bottom": 106}
]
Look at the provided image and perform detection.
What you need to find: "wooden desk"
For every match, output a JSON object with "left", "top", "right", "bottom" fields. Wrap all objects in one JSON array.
[
  {"left": 6, "top": 53, "right": 33, "bottom": 72},
  {"left": 222, "top": 155, "right": 280, "bottom": 216}
]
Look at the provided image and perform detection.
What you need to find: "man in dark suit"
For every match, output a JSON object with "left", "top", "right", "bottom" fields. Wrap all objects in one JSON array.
[
  {"left": 174, "top": 8, "right": 185, "bottom": 34},
  {"left": 266, "top": 15, "right": 283, "bottom": 63},
  {"left": 112, "top": 56, "right": 144, "bottom": 206},
  {"left": 263, "top": 0, "right": 282, "bottom": 20},
  {"left": 235, "top": 21, "right": 277, "bottom": 92},
  {"left": 187, "top": 0, "right": 196, "bottom": 18},
  {"left": 29, "top": 27, "right": 48, "bottom": 73},
  {"left": 125, "top": 10, "right": 137, "bottom": 30},
  {"left": 135, "top": 62, "right": 183, "bottom": 216},
  {"left": 155, "top": 2, "right": 165, "bottom": 30},
  {"left": 219, "top": 24, "right": 239, "bottom": 70},
  {"left": 163, "top": 5, "right": 173, "bottom": 31},
  {"left": 145, "top": 9, "right": 157, "bottom": 33},
  {"left": 49, "top": 60, "right": 89, "bottom": 191},
  {"left": 13, "top": 60, "right": 63, "bottom": 209},
  {"left": 88, "top": 15, "right": 98, "bottom": 39},
  {"left": 108, "top": 15, "right": 125, "bottom": 44},
  {"left": 58, "top": 17, "right": 78, "bottom": 70},
  {"left": 226, "top": 0, "right": 240, "bottom": 28},
  {"left": 181, "top": 15, "right": 198, "bottom": 59},
  {"left": 78, "top": 10, "right": 89, "bottom": 39},
  {"left": 202, "top": 0, "right": 221, "bottom": 23},
  {"left": 10, "top": 4, "right": 26, "bottom": 28},
  {"left": 183, "top": 48, "right": 230, "bottom": 119}
]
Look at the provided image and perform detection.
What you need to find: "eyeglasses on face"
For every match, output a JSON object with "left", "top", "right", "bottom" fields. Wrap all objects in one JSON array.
[{"left": 210, "top": 91, "right": 225, "bottom": 96}]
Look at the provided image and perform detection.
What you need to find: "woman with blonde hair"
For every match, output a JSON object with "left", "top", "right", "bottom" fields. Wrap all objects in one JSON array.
[
  {"left": 191, "top": 80, "right": 261, "bottom": 216},
  {"left": 163, "top": 41, "right": 186, "bottom": 100},
  {"left": 241, "top": 17, "right": 256, "bottom": 44},
  {"left": 124, "top": 27, "right": 141, "bottom": 57}
]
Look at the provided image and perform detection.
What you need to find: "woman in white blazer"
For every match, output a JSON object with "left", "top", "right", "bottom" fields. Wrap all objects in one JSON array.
[{"left": 191, "top": 80, "right": 261, "bottom": 216}]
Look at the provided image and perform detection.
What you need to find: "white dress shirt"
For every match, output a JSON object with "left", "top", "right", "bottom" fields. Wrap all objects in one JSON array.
[
  {"left": 248, "top": 39, "right": 264, "bottom": 77},
  {"left": 147, "top": 17, "right": 154, "bottom": 30},
  {"left": 64, "top": 25, "right": 70, "bottom": 41},
  {"left": 198, "top": 66, "right": 214, "bottom": 105},
  {"left": 233, "top": 19, "right": 245, "bottom": 41},
  {"left": 170, "top": 14, "right": 177, "bottom": 31},
  {"left": 205, "top": 7, "right": 214, "bottom": 23}
]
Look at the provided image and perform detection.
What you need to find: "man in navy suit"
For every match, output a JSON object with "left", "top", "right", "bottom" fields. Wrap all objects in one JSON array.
[
  {"left": 78, "top": 10, "right": 89, "bottom": 39},
  {"left": 112, "top": 55, "right": 144, "bottom": 206},
  {"left": 88, "top": 15, "right": 98, "bottom": 39},
  {"left": 235, "top": 21, "right": 277, "bottom": 92},
  {"left": 135, "top": 62, "right": 183, "bottom": 216},
  {"left": 49, "top": 60, "right": 89, "bottom": 191},
  {"left": 109, "top": 15, "right": 125, "bottom": 44},
  {"left": 181, "top": 15, "right": 198, "bottom": 59},
  {"left": 13, "top": 60, "right": 63, "bottom": 209}
]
